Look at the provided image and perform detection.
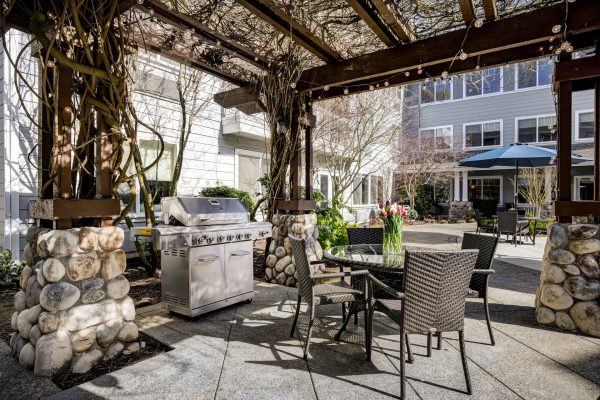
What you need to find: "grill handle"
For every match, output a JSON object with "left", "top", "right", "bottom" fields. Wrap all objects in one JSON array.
[
  {"left": 230, "top": 250, "right": 251, "bottom": 257},
  {"left": 196, "top": 255, "right": 221, "bottom": 263}
]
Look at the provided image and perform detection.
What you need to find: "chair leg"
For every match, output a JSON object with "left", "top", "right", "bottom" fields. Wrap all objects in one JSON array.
[
  {"left": 342, "top": 302, "right": 347, "bottom": 321},
  {"left": 426, "top": 332, "right": 432, "bottom": 357},
  {"left": 290, "top": 295, "right": 301, "bottom": 338},
  {"left": 484, "top": 297, "right": 495, "bottom": 346},
  {"left": 437, "top": 332, "right": 442, "bottom": 350},
  {"left": 334, "top": 308, "right": 353, "bottom": 340},
  {"left": 304, "top": 312, "right": 315, "bottom": 360},
  {"left": 365, "top": 305, "right": 372, "bottom": 361},
  {"left": 458, "top": 330, "right": 472, "bottom": 395},
  {"left": 354, "top": 312, "right": 358, "bottom": 325},
  {"left": 400, "top": 328, "right": 406, "bottom": 399},
  {"left": 405, "top": 334, "right": 414, "bottom": 363}
]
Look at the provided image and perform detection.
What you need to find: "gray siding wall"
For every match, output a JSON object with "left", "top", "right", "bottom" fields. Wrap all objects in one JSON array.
[{"left": 415, "top": 86, "right": 594, "bottom": 151}]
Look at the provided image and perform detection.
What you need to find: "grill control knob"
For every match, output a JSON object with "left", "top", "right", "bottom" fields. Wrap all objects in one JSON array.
[
  {"left": 217, "top": 235, "right": 224, "bottom": 242},
  {"left": 226, "top": 234, "right": 234, "bottom": 241},
  {"left": 235, "top": 233, "right": 242, "bottom": 240},
  {"left": 244, "top": 233, "right": 252, "bottom": 239},
  {"left": 206, "top": 237, "right": 215, "bottom": 244}
]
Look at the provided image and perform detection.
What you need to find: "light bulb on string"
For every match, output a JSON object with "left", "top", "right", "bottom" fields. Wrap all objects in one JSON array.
[
  {"left": 369, "top": 85, "right": 374, "bottom": 91},
  {"left": 323, "top": 85, "right": 329, "bottom": 91},
  {"left": 441, "top": 71, "right": 448, "bottom": 79},
  {"left": 433, "top": 80, "right": 438, "bottom": 86},
  {"left": 552, "top": 24, "right": 561, "bottom": 34},
  {"left": 254, "top": 56, "right": 259, "bottom": 62},
  {"left": 404, "top": 71, "right": 410, "bottom": 77},
  {"left": 566, "top": 45, "right": 574, "bottom": 53},
  {"left": 147, "top": 7, "right": 154, "bottom": 16},
  {"left": 417, "top": 68, "right": 423, "bottom": 74},
  {"left": 343, "top": 88, "right": 349, "bottom": 95},
  {"left": 474, "top": 19, "right": 483, "bottom": 28},
  {"left": 47, "top": 60, "right": 55, "bottom": 68},
  {"left": 384, "top": 81, "right": 389, "bottom": 87},
  {"left": 459, "top": 50, "right": 468, "bottom": 60},
  {"left": 555, "top": 48, "right": 562, "bottom": 55},
  {"left": 136, "top": 0, "right": 144, "bottom": 4},
  {"left": 261, "top": 70, "right": 268, "bottom": 77},
  {"left": 424, "top": 77, "right": 430, "bottom": 83},
  {"left": 290, "top": 82, "right": 296, "bottom": 89},
  {"left": 216, "top": 40, "right": 221, "bottom": 47},
  {"left": 376, "top": 83, "right": 380, "bottom": 88}
]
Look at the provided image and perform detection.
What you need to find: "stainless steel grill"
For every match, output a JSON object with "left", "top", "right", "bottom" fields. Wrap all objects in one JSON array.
[{"left": 132, "top": 196, "right": 272, "bottom": 317}]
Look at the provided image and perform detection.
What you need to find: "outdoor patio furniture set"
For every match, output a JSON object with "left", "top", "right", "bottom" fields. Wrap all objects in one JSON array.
[
  {"left": 475, "top": 210, "right": 545, "bottom": 246},
  {"left": 289, "top": 228, "right": 499, "bottom": 398}
]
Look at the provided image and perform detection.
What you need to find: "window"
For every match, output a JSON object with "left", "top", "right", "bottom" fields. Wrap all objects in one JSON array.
[
  {"left": 465, "top": 67, "right": 501, "bottom": 97},
  {"left": 403, "top": 84, "right": 420, "bottom": 107},
  {"left": 353, "top": 175, "right": 369, "bottom": 205},
  {"left": 139, "top": 140, "right": 177, "bottom": 210},
  {"left": 517, "top": 60, "right": 554, "bottom": 89},
  {"left": 421, "top": 79, "right": 451, "bottom": 103},
  {"left": 237, "top": 150, "right": 269, "bottom": 199},
  {"left": 577, "top": 111, "right": 595, "bottom": 140},
  {"left": 464, "top": 121, "right": 501, "bottom": 148},
  {"left": 420, "top": 126, "right": 452, "bottom": 149},
  {"left": 370, "top": 176, "right": 384, "bottom": 204},
  {"left": 468, "top": 178, "right": 501, "bottom": 202},
  {"left": 517, "top": 116, "right": 557, "bottom": 143},
  {"left": 319, "top": 174, "right": 330, "bottom": 198},
  {"left": 574, "top": 176, "right": 594, "bottom": 201}
]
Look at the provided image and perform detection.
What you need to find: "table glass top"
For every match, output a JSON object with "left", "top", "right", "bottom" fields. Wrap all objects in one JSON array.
[{"left": 324, "top": 244, "right": 407, "bottom": 268}]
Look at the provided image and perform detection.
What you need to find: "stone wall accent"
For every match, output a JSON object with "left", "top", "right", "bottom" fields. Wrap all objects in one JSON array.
[
  {"left": 449, "top": 201, "right": 472, "bottom": 222},
  {"left": 9, "top": 226, "right": 139, "bottom": 376},
  {"left": 265, "top": 212, "right": 322, "bottom": 287},
  {"left": 536, "top": 223, "right": 600, "bottom": 337}
]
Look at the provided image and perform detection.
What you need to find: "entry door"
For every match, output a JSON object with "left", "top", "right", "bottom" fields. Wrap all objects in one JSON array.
[
  {"left": 224, "top": 241, "right": 254, "bottom": 298},
  {"left": 189, "top": 245, "right": 225, "bottom": 308}
]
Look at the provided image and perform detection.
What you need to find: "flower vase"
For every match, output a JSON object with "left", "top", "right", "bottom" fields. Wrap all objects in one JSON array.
[{"left": 383, "top": 221, "right": 403, "bottom": 254}]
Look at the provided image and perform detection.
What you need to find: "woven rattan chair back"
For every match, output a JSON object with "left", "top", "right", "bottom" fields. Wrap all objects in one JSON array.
[
  {"left": 402, "top": 249, "right": 479, "bottom": 334},
  {"left": 347, "top": 227, "right": 383, "bottom": 245},
  {"left": 497, "top": 211, "right": 517, "bottom": 233},
  {"left": 461, "top": 233, "right": 498, "bottom": 298},
  {"left": 289, "top": 235, "right": 314, "bottom": 306}
]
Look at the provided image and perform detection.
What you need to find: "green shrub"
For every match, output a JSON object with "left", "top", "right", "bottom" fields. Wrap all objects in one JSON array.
[
  {"left": 313, "top": 190, "right": 356, "bottom": 249},
  {"left": 406, "top": 208, "right": 418, "bottom": 220},
  {"left": 0, "top": 249, "right": 25, "bottom": 288},
  {"left": 200, "top": 185, "right": 255, "bottom": 213},
  {"left": 413, "top": 185, "right": 437, "bottom": 219}
]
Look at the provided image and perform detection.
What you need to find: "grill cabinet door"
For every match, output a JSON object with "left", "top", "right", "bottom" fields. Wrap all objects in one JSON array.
[
  {"left": 189, "top": 245, "right": 225, "bottom": 308},
  {"left": 224, "top": 241, "right": 254, "bottom": 298}
]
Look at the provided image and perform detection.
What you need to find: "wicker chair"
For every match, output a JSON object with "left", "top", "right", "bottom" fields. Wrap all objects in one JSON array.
[
  {"left": 475, "top": 209, "right": 496, "bottom": 234},
  {"left": 289, "top": 235, "right": 372, "bottom": 360},
  {"left": 347, "top": 227, "right": 384, "bottom": 245},
  {"left": 496, "top": 211, "right": 529, "bottom": 246},
  {"left": 368, "top": 249, "right": 479, "bottom": 398},
  {"left": 432, "top": 233, "right": 499, "bottom": 351}
]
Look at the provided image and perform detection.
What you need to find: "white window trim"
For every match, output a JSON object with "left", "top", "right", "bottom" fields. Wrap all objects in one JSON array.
[
  {"left": 420, "top": 78, "right": 453, "bottom": 105},
  {"left": 515, "top": 59, "right": 553, "bottom": 91},
  {"left": 467, "top": 175, "right": 504, "bottom": 206},
  {"left": 314, "top": 170, "right": 333, "bottom": 201},
  {"left": 514, "top": 114, "right": 557, "bottom": 145},
  {"left": 234, "top": 148, "right": 270, "bottom": 191},
  {"left": 575, "top": 109, "right": 595, "bottom": 142},
  {"left": 351, "top": 174, "right": 383, "bottom": 207},
  {"left": 462, "top": 119, "right": 503, "bottom": 150},
  {"left": 419, "top": 125, "right": 454, "bottom": 150},
  {"left": 573, "top": 175, "right": 594, "bottom": 200}
]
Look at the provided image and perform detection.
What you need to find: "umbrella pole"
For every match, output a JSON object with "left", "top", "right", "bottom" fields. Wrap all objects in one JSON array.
[{"left": 514, "top": 159, "right": 519, "bottom": 209}]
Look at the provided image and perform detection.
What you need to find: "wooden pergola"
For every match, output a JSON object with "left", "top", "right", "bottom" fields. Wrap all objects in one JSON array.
[{"left": 3, "top": 0, "right": 600, "bottom": 222}]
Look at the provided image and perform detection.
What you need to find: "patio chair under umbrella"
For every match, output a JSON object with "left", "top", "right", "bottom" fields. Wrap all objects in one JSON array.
[{"left": 458, "top": 143, "right": 590, "bottom": 207}]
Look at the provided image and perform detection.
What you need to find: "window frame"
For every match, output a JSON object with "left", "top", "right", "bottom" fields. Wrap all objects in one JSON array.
[
  {"left": 420, "top": 78, "right": 453, "bottom": 105},
  {"left": 462, "top": 119, "right": 503, "bottom": 150},
  {"left": 419, "top": 125, "right": 453, "bottom": 150},
  {"left": 464, "top": 67, "right": 503, "bottom": 98},
  {"left": 315, "top": 170, "right": 333, "bottom": 201},
  {"left": 514, "top": 114, "right": 557, "bottom": 145},
  {"left": 515, "top": 59, "right": 554, "bottom": 91},
  {"left": 352, "top": 174, "right": 384, "bottom": 207},
  {"left": 575, "top": 109, "right": 595, "bottom": 142},
  {"left": 467, "top": 175, "right": 504, "bottom": 205},
  {"left": 234, "top": 148, "right": 270, "bottom": 196},
  {"left": 573, "top": 175, "right": 594, "bottom": 201}
]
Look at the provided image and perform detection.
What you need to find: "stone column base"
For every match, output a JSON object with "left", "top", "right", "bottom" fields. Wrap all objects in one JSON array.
[
  {"left": 536, "top": 223, "right": 600, "bottom": 337},
  {"left": 449, "top": 201, "right": 472, "bottom": 222},
  {"left": 265, "top": 212, "right": 322, "bottom": 287},
  {"left": 10, "top": 226, "right": 139, "bottom": 376}
]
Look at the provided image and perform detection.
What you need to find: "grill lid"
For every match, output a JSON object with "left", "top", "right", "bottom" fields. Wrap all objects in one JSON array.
[{"left": 161, "top": 197, "right": 249, "bottom": 226}]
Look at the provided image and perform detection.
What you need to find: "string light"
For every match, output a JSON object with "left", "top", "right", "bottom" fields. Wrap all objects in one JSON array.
[
  {"left": 290, "top": 82, "right": 296, "bottom": 88},
  {"left": 216, "top": 40, "right": 221, "bottom": 47},
  {"left": 369, "top": 85, "right": 374, "bottom": 91},
  {"left": 417, "top": 68, "right": 423, "bottom": 74},
  {"left": 404, "top": 71, "right": 410, "bottom": 77},
  {"left": 323, "top": 85, "right": 329, "bottom": 91},
  {"left": 441, "top": 71, "right": 448, "bottom": 79},
  {"left": 424, "top": 77, "right": 430, "bottom": 83},
  {"left": 474, "top": 19, "right": 484, "bottom": 28},
  {"left": 261, "top": 70, "right": 268, "bottom": 77},
  {"left": 267, "top": 62, "right": 271, "bottom": 67},
  {"left": 254, "top": 56, "right": 259, "bottom": 62},
  {"left": 555, "top": 48, "right": 562, "bottom": 55},
  {"left": 47, "top": 60, "right": 55, "bottom": 68},
  {"left": 47, "top": 11, "right": 56, "bottom": 20},
  {"left": 343, "top": 88, "right": 349, "bottom": 95},
  {"left": 552, "top": 24, "right": 561, "bottom": 34},
  {"left": 459, "top": 50, "right": 468, "bottom": 60},
  {"left": 136, "top": 0, "right": 144, "bottom": 4},
  {"left": 384, "top": 81, "right": 389, "bottom": 87},
  {"left": 376, "top": 83, "right": 380, "bottom": 88},
  {"left": 147, "top": 7, "right": 154, "bottom": 16}
]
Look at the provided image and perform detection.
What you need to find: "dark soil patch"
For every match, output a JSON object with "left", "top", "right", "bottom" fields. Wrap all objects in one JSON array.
[
  {"left": 123, "top": 261, "right": 161, "bottom": 308},
  {"left": 51, "top": 333, "right": 172, "bottom": 390},
  {"left": 0, "top": 287, "right": 17, "bottom": 345},
  {"left": 254, "top": 239, "right": 267, "bottom": 279}
]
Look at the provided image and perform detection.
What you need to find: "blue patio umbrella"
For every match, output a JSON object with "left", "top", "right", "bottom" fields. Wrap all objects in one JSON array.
[{"left": 458, "top": 143, "right": 590, "bottom": 206}]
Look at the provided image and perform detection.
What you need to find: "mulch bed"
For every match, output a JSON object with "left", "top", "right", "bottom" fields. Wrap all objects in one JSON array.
[
  {"left": 51, "top": 333, "right": 172, "bottom": 390},
  {"left": 0, "top": 288, "right": 17, "bottom": 345},
  {"left": 254, "top": 239, "right": 267, "bottom": 279}
]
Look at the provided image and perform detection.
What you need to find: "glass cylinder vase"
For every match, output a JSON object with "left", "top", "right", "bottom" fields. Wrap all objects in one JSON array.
[{"left": 383, "top": 220, "right": 403, "bottom": 254}]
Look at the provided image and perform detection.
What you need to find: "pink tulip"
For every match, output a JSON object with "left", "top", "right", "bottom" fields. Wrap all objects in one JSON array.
[{"left": 381, "top": 210, "right": 387, "bottom": 217}]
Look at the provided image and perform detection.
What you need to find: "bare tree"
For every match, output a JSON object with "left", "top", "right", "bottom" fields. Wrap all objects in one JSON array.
[
  {"left": 516, "top": 167, "right": 556, "bottom": 217},
  {"left": 313, "top": 89, "right": 401, "bottom": 207}
]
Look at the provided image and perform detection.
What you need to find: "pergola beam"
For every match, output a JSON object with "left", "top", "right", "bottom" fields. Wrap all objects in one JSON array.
[
  {"left": 482, "top": 0, "right": 498, "bottom": 21},
  {"left": 346, "top": 0, "right": 400, "bottom": 46},
  {"left": 132, "top": 0, "right": 270, "bottom": 70},
  {"left": 309, "top": 30, "right": 600, "bottom": 100},
  {"left": 457, "top": 0, "right": 477, "bottom": 26},
  {"left": 298, "top": 0, "right": 599, "bottom": 92},
  {"left": 369, "top": 0, "right": 415, "bottom": 43},
  {"left": 235, "top": 0, "right": 342, "bottom": 62}
]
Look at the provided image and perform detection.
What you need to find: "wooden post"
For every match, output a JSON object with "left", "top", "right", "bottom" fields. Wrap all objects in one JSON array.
[
  {"left": 557, "top": 79, "right": 572, "bottom": 223},
  {"left": 40, "top": 64, "right": 54, "bottom": 200},
  {"left": 55, "top": 64, "right": 74, "bottom": 229},
  {"left": 96, "top": 82, "right": 114, "bottom": 227},
  {"left": 290, "top": 107, "right": 302, "bottom": 201},
  {"left": 595, "top": 45, "right": 600, "bottom": 205},
  {"left": 304, "top": 97, "right": 314, "bottom": 201}
]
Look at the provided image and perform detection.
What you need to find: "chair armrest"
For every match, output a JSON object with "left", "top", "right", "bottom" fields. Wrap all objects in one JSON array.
[
  {"left": 310, "top": 259, "right": 326, "bottom": 265},
  {"left": 367, "top": 275, "right": 404, "bottom": 299},
  {"left": 310, "top": 269, "right": 369, "bottom": 281},
  {"left": 472, "top": 269, "right": 496, "bottom": 275}
]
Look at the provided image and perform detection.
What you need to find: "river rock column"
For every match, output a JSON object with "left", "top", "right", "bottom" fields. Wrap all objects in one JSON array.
[
  {"left": 536, "top": 223, "right": 600, "bottom": 337},
  {"left": 9, "top": 226, "right": 140, "bottom": 376},
  {"left": 265, "top": 212, "right": 322, "bottom": 287}
]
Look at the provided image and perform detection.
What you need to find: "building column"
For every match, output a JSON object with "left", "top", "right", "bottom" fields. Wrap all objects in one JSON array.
[
  {"left": 545, "top": 167, "right": 553, "bottom": 203},
  {"left": 453, "top": 171, "right": 460, "bottom": 201},
  {"left": 461, "top": 170, "right": 469, "bottom": 202}
]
